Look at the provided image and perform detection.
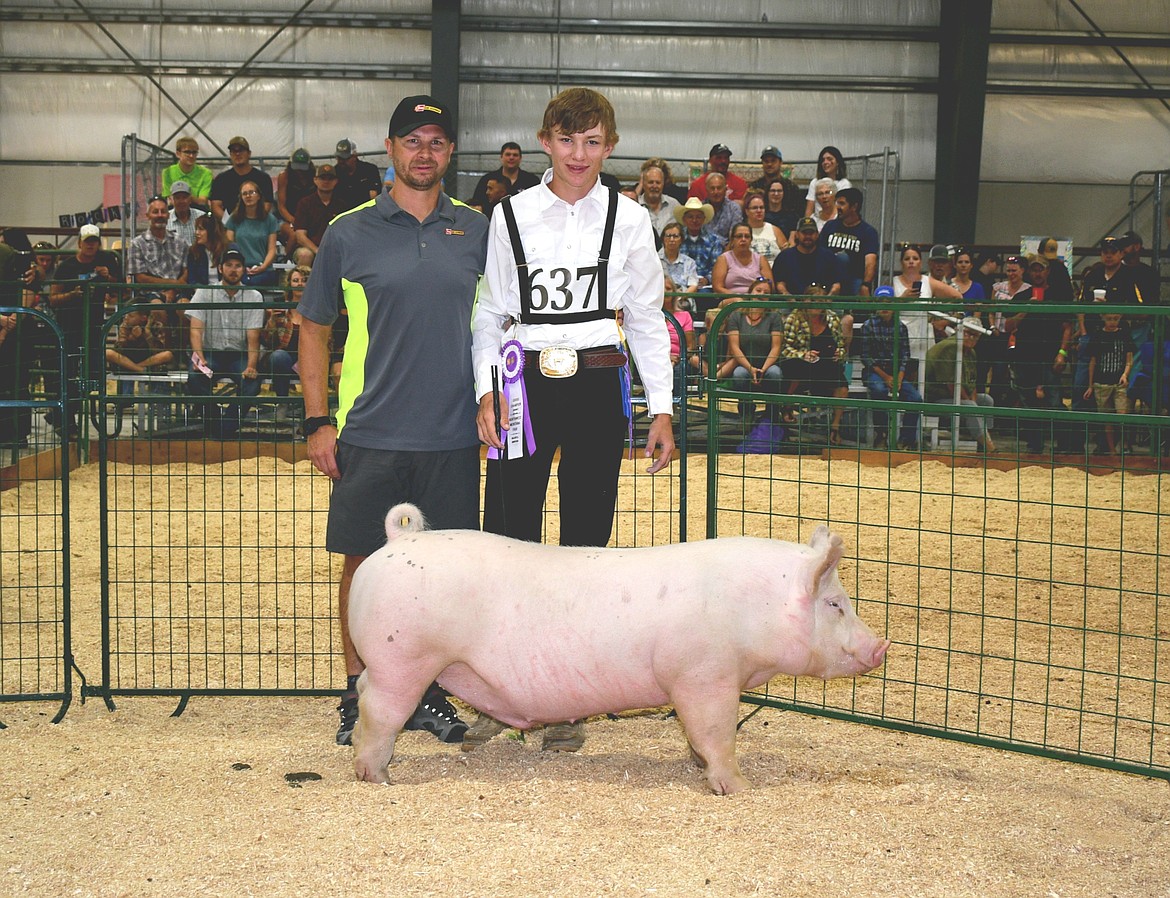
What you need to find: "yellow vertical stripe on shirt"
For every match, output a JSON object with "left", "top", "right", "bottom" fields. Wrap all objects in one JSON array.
[{"left": 336, "top": 278, "right": 370, "bottom": 435}]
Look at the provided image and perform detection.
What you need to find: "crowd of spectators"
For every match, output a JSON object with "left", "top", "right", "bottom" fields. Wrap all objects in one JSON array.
[{"left": 0, "top": 134, "right": 1165, "bottom": 455}]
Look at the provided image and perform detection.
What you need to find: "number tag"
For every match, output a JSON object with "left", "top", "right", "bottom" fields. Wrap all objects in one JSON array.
[{"left": 524, "top": 265, "right": 600, "bottom": 315}]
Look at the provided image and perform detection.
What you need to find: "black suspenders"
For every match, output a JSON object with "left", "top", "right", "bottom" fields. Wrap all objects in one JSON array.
[{"left": 498, "top": 188, "right": 619, "bottom": 325}]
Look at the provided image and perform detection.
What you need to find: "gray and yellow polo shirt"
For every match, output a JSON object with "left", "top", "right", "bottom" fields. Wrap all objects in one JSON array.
[{"left": 298, "top": 191, "right": 488, "bottom": 451}]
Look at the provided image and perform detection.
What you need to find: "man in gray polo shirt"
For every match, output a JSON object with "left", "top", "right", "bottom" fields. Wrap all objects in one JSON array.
[{"left": 298, "top": 95, "right": 489, "bottom": 747}]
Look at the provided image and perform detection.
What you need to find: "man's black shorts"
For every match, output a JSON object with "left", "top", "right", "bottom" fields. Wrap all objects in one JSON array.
[{"left": 326, "top": 442, "right": 480, "bottom": 557}]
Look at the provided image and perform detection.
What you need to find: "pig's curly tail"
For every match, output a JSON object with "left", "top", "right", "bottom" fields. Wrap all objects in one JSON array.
[{"left": 385, "top": 503, "right": 427, "bottom": 541}]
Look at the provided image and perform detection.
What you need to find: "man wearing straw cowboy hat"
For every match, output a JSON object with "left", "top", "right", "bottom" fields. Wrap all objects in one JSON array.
[{"left": 674, "top": 196, "right": 721, "bottom": 287}]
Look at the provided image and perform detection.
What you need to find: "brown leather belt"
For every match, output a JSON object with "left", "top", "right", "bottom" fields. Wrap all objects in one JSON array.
[{"left": 524, "top": 346, "right": 627, "bottom": 372}]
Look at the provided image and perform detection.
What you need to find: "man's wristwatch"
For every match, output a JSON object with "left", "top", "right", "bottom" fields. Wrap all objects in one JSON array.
[{"left": 301, "top": 416, "right": 335, "bottom": 437}]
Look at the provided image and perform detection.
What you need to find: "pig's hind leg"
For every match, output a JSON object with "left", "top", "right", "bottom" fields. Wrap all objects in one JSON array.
[
  {"left": 352, "top": 670, "right": 423, "bottom": 784},
  {"left": 670, "top": 687, "right": 751, "bottom": 795}
]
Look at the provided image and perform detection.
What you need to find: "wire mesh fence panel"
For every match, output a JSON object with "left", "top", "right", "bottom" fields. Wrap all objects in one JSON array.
[
  {"left": 95, "top": 298, "right": 337, "bottom": 700},
  {"left": 703, "top": 300, "right": 1170, "bottom": 779},
  {"left": 0, "top": 307, "right": 72, "bottom": 722}
]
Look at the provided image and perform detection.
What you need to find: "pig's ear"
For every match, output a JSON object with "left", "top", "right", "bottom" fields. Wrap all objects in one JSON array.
[{"left": 807, "top": 525, "right": 844, "bottom": 590}]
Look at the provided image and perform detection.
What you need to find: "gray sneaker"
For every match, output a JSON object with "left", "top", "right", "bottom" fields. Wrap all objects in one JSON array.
[
  {"left": 541, "top": 721, "right": 585, "bottom": 752},
  {"left": 461, "top": 712, "right": 508, "bottom": 751}
]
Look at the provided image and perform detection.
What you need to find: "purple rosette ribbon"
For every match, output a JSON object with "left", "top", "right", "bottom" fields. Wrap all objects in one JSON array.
[{"left": 488, "top": 339, "right": 537, "bottom": 460}]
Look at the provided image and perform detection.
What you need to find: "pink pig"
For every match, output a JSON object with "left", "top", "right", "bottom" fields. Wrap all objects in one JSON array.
[{"left": 348, "top": 503, "right": 889, "bottom": 794}]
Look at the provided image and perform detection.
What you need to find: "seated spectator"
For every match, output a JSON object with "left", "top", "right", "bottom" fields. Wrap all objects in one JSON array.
[
  {"left": 641, "top": 157, "right": 688, "bottom": 204},
  {"left": 771, "top": 218, "right": 844, "bottom": 297},
  {"left": 294, "top": 163, "right": 344, "bottom": 255},
  {"left": 726, "top": 284, "right": 784, "bottom": 418},
  {"left": 808, "top": 178, "right": 838, "bottom": 236},
  {"left": 860, "top": 293, "right": 922, "bottom": 450},
  {"left": 804, "top": 146, "right": 852, "bottom": 217},
  {"left": 688, "top": 144, "right": 748, "bottom": 202},
  {"left": 260, "top": 264, "right": 309, "bottom": 422},
  {"left": 658, "top": 222, "right": 699, "bottom": 296},
  {"left": 674, "top": 198, "right": 722, "bottom": 289},
  {"left": 764, "top": 180, "right": 798, "bottom": 236},
  {"left": 743, "top": 190, "right": 787, "bottom": 265},
  {"left": 951, "top": 248, "right": 986, "bottom": 301},
  {"left": 924, "top": 318, "right": 995, "bottom": 452},
  {"left": 750, "top": 146, "right": 802, "bottom": 216},
  {"left": 333, "top": 139, "right": 383, "bottom": 211},
  {"left": 638, "top": 164, "right": 680, "bottom": 237},
  {"left": 163, "top": 136, "right": 212, "bottom": 209},
  {"left": 469, "top": 142, "right": 541, "bottom": 208},
  {"left": 165, "top": 180, "right": 205, "bottom": 248},
  {"left": 821, "top": 186, "right": 878, "bottom": 297},
  {"left": 127, "top": 195, "right": 188, "bottom": 297},
  {"left": 225, "top": 181, "right": 280, "bottom": 287},
  {"left": 185, "top": 247, "right": 294, "bottom": 414},
  {"left": 209, "top": 136, "right": 274, "bottom": 221},
  {"left": 782, "top": 297, "right": 848, "bottom": 442},
  {"left": 291, "top": 246, "right": 316, "bottom": 269},
  {"left": 712, "top": 223, "right": 772, "bottom": 296},
  {"left": 106, "top": 304, "right": 173, "bottom": 373},
  {"left": 1083, "top": 311, "right": 1133, "bottom": 455},
  {"left": 702, "top": 173, "right": 744, "bottom": 243},
  {"left": 277, "top": 148, "right": 316, "bottom": 250},
  {"left": 187, "top": 213, "right": 228, "bottom": 287},
  {"left": 693, "top": 280, "right": 775, "bottom": 380}
]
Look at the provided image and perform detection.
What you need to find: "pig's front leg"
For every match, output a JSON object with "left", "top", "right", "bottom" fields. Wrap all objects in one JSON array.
[
  {"left": 671, "top": 686, "right": 751, "bottom": 795},
  {"left": 352, "top": 671, "right": 419, "bottom": 784}
]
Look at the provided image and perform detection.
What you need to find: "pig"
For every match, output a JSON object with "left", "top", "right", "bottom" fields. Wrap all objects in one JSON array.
[{"left": 348, "top": 503, "right": 889, "bottom": 795}]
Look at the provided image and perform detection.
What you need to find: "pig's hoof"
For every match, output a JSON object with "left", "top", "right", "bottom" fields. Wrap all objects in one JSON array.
[
  {"left": 354, "top": 762, "right": 390, "bottom": 785},
  {"left": 541, "top": 721, "right": 585, "bottom": 752},
  {"left": 707, "top": 771, "right": 751, "bottom": 795},
  {"left": 461, "top": 712, "right": 507, "bottom": 751}
]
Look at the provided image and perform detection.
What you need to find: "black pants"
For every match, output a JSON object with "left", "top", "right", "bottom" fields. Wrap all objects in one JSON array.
[{"left": 483, "top": 364, "right": 628, "bottom": 547}]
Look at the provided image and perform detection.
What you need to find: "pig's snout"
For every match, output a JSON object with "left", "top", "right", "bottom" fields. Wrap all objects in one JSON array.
[{"left": 841, "top": 635, "right": 890, "bottom": 677}]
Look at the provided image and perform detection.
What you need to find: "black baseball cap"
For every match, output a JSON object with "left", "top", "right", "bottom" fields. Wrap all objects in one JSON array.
[
  {"left": 796, "top": 216, "right": 819, "bottom": 233},
  {"left": 222, "top": 244, "right": 246, "bottom": 264},
  {"left": 708, "top": 143, "right": 733, "bottom": 157},
  {"left": 388, "top": 95, "right": 454, "bottom": 140}
]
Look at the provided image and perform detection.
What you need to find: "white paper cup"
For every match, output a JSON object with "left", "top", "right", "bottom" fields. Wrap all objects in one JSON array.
[{"left": 1093, "top": 289, "right": 1106, "bottom": 302}]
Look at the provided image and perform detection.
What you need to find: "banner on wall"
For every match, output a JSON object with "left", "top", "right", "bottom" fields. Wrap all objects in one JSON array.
[{"left": 58, "top": 205, "right": 128, "bottom": 229}]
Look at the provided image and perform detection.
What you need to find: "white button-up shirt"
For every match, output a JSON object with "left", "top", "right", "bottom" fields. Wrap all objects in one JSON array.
[{"left": 473, "top": 169, "right": 673, "bottom": 416}]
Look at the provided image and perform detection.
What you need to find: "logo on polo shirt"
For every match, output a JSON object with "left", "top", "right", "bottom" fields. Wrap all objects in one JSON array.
[{"left": 445, "top": 228, "right": 465, "bottom": 236}]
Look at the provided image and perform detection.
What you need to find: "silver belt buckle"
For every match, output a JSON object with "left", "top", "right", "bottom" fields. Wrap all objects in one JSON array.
[{"left": 538, "top": 345, "right": 578, "bottom": 378}]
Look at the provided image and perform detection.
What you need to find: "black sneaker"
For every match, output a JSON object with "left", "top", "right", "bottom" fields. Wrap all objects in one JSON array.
[
  {"left": 336, "top": 691, "right": 358, "bottom": 746},
  {"left": 404, "top": 685, "right": 467, "bottom": 744}
]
